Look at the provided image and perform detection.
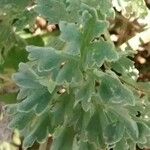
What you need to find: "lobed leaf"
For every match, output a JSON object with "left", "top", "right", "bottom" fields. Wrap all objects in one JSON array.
[
  {"left": 51, "top": 127, "right": 75, "bottom": 150},
  {"left": 99, "top": 74, "right": 135, "bottom": 105}
]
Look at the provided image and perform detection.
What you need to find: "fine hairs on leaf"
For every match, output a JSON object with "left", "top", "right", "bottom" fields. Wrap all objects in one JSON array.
[{"left": 3, "top": 0, "right": 150, "bottom": 150}]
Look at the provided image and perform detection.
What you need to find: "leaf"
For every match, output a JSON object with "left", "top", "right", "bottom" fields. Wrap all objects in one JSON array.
[
  {"left": 59, "top": 21, "right": 81, "bottom": 55},
  {"left": 114, "top": 138, "right": 129, "bottom": 150},
  {"left": 65, "top": 0, "right": 81, "bottom": 21},
  {"left": 51, "top": 127, "right": 75, "bottom": 150},
  {"left": 51, "top": 93, "right": 74, "bottom": 127},
  {"left": 88, "top": 41, "right": 118, "bottom": 67},
  {"left": 86, "top": 108, "right": 108, "bottom": 148},
  {"left": 80, "top": 8, "right": 108, "bottom": 44},
  {"left": 56, "top": 60, "right": 83, "bottom": 84},
  {"left": 26, "top": 46, "right": 65, "bottom": 72},
  {"left": 111, "top": 57, "right": 134, "bottom": 75},
  {"left": 108, "top": 106, "right": 139, "bottom": 141},
  {"left": 8, "top": 101, "right": 57, "bottom": 149},
  {"left": 36, "top": 0, "right": 79, "bottom": 23},
  {"left": 38, "top": 77, "right": 56, "bottom": 93},
  {"left": 36, "top": 0, "right": 114, "bottom": 24},
  {"left": 13, "top": 63, "right": 41, "bottom": 88},
  {"left": 13, "top": 63, "right": 53, "bottom": 114},
  {"left": 99, "top": 74, "right": 135, "bottom": 105},
  {"left": 59, "top": 7, "right": 108, "bottom": 57},
  {"left": 125, "top": 120, "right": 139, "bottom": 141},
  {"left": 82, "top": 0, "right": 115, "bottom": 19},
  {"left": 74, "top": 77, "right": 94, "bottom": 111},
  {"left": 104, "top": 121, "right": 125, "bottom": 145},
  {"left": 23, "top": 113, "right": 52, "bottom": 149},
  {"left": 79, "top": 8, "right": 110, "bottom": 68},
  {"left": 137, "top": 122, "right": 150, "bottom": 144},
  {"left": 98, "top": 0, "right": 115, "bottom": 18},
  {"left": 73, "top": 140, "right": 96, "bottom": 150},
  {"left": 71, "top": 105, "right": 91, "bottom": 132},
  {"left": 8, "top": 111, "right": 34, "bottom": 130},
  {"left": 17, "top": 88, "right": 29, "bottom": 100},
  {"left": 17, "top": 88, "right": 52, "bottom": 114}
]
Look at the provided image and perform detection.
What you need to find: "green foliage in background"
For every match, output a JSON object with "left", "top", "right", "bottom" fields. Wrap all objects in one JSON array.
[{"left": 0, "top": 0, "right": 150, "bottom": 150}]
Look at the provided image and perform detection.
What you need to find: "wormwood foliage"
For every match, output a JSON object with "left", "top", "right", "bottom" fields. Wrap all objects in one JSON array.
[{"left": 4, "top": 0, "right": 150, "bottom": 150}]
